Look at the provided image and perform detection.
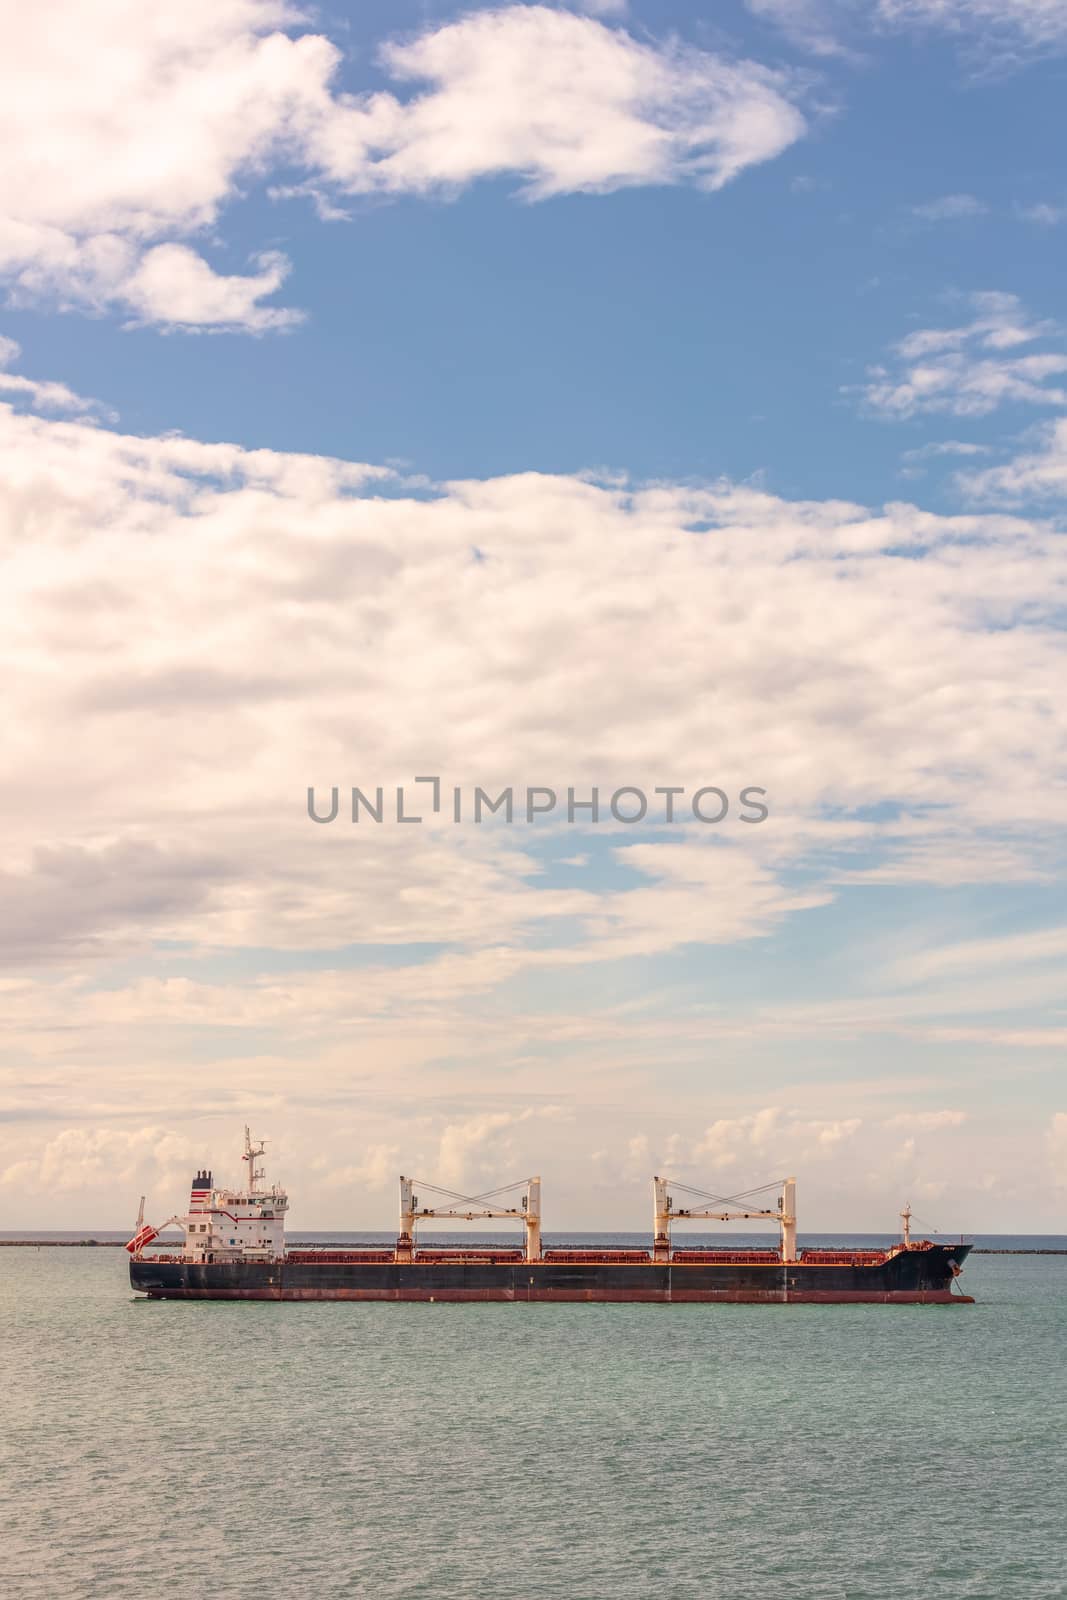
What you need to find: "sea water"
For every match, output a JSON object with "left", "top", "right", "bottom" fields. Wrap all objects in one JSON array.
[{"left": 1, "top": 1240, "right": 1065, "bottom": 1599}]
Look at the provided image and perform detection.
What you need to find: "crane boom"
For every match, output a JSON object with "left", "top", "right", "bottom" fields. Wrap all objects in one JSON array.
[
  {"left": 397, "top": 1175, "right": 542, "bottom": 1261},
  {"left": 653, "top": 1176, "right": 797, "bottom": 1262}
]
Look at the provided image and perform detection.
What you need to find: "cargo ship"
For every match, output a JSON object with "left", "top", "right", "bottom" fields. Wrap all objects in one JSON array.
[{"left": 128, "top": 1130, "right": 973, "bottom": 1303}]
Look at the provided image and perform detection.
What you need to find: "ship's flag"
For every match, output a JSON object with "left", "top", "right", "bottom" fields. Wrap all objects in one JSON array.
[{"left": 125, "top": 1224, "right": 159, "bottom": 1254}]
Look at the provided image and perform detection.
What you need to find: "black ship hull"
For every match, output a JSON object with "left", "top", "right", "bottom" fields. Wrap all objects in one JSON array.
[{"left": 131, "top": 1243, "right": 972, "bottom": 1303}]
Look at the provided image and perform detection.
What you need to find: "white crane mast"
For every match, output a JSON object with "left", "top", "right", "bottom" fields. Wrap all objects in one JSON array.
[
  {"left": 397, "top": 1174, "right": 542, "bottom": 1261},
  {"left": 653, "top": 1175, "right": 798, "bottom": 1262}
]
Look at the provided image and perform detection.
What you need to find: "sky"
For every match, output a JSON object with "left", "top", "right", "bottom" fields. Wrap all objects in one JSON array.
[{"left": 0, "top": 0, "right": 1065, "bottom": 1234}]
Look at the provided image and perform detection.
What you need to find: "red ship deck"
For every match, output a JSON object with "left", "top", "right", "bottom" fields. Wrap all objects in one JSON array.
[{"left": 146, "top": 1245, "right": 917, "bottom": 1269}]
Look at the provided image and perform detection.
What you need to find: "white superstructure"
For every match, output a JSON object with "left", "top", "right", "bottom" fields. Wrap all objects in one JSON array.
[{"left": 127, "top": 1128, "right": 288, "bottom": 1262}]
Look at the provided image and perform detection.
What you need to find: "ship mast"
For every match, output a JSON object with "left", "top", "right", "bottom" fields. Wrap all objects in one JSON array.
[
  {"left": 901, "top": 1203, "right": 912, "bottom": 1248},
  {"left": 243, "top": 1127, "right": 267, "bottom": 1193}
]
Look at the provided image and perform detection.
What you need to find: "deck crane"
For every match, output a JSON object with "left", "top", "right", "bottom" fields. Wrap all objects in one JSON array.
[
  {"left": 652, "top": 1175, "right": 797, "bottom": 1263},
  {"left": 397, "top": 1175, "right": 541, "bottom": 1262}
]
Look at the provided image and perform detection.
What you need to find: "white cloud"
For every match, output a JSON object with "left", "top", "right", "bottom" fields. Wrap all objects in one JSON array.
[
  {"left": 910, "top": 194, "right": 988, "bottom": 221},
  {"left": 750, "top": 0, "right": 1067, "bottom": 65},
  {"left": 1, "top": 394, "right": 1065, "bottom": 976},
  {"left": 892, "top": 926, "right": 1067, "bottom": 983},
  {"left": 572, "top": 0, "right": 630, "bottom": 15},
  {"left": 0, "top": 2, "right": 806, "bottom": 331},
  {"left": 692, "top": 1108, "right": 862, "bottom": 1168},
  {"left": 893, "top": 291, "right": 1055, "bottom": 356},
  {"left": 1, "top": 1126, "right": 195, "bottom": 1195},
  {"left": 899, "top": 439, "right": 990, "bottom": 477},
  {"left": 584, "top": 1110, "right": 1029, "bottom": 1233},
  {"left": 121, "top": 246, "right": 301, "bottom": 333},
  {"left": 1017, "top": 201, "right": 1067, "bottom": 225},
  {"left": 435, "top": 1106, "right": 561, "bottom": 1190},
  {"left": 901, "top": 440, "right": 990, "bottom": 461},
  {"left": 883, "top": 1109, "right": 967, "bottom": 1130},
  {"left": 746, "top": 0, "right": 866, "bottom": 59},
  {"left": 0, "top": 1100, "right": 1028, "bottom": 1232},
  {"left": 0, "top": 0, "right": 330, "bottom": 329},
  {"left": 0, "top": 336, "right": 106, "bottom": 414},
  {"left": 856, "top": 291, "right": 1067, "bottom": 418},
  {"left": 875, "top": 0, "right": 1067, "bottom": 53},
  {"left": 961, "top": 417, "right": 1067, "bottom": 500},
  {"left": 324, "top": 1143, "right": 400, "bottom": 1192},
  {"left": 1, "top": 397, "right": 1066, "bottom": 1225},
  {"left": 306, "top": 7, "right": 806, "bottom": 201},
  {"left": 0, "top": 372, "right": 101, "bottom": 414}
]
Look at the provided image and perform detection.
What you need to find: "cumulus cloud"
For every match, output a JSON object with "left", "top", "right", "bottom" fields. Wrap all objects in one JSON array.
[
  {"left": 121, "top": 246, "right": 301, "bottom": 333},
  {"left": 0, "top": 0, "right": 328, "bottom": 329},
  {"left": 0, "top": 2, "right": 805, "bottom": 331},
  {"left": 855, "top": 290, "right": 1067, "bottom": 418},
  {"left": 1, "top": 396, "right": 1065, "bottom": 1224},
  {"left": 692, "top": 1108, "right": 862, "bottom": 1168},
  {"left": 1, "top": 395, "right": 1065, "bottom": 978},
  {"left": 0, "top": 1126, "right": 195, "bottom": 1195},
  {"left": 586, "top": 1108, "right": 1005, "bottom": 1237},
  {"left": 324, "top": 1143, "right": 401, "bottom": 1192},
  {"left": 308, "top": 7, "right": 805, "bottom": 201},
  {"left": 435, "top": 1106, "right": 561, "bottom": 1190},
  {"left": 0, "top": 1101, "right": 986, "bottom": 1233},
  {"left": 590, "top": 1113, "right": 864, "bottom": 1199}
]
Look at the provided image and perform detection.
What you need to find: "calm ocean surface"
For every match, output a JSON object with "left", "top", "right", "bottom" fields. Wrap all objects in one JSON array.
[{"left": 2, "top": 1236, "right": 1065, "bottom": 1600}]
